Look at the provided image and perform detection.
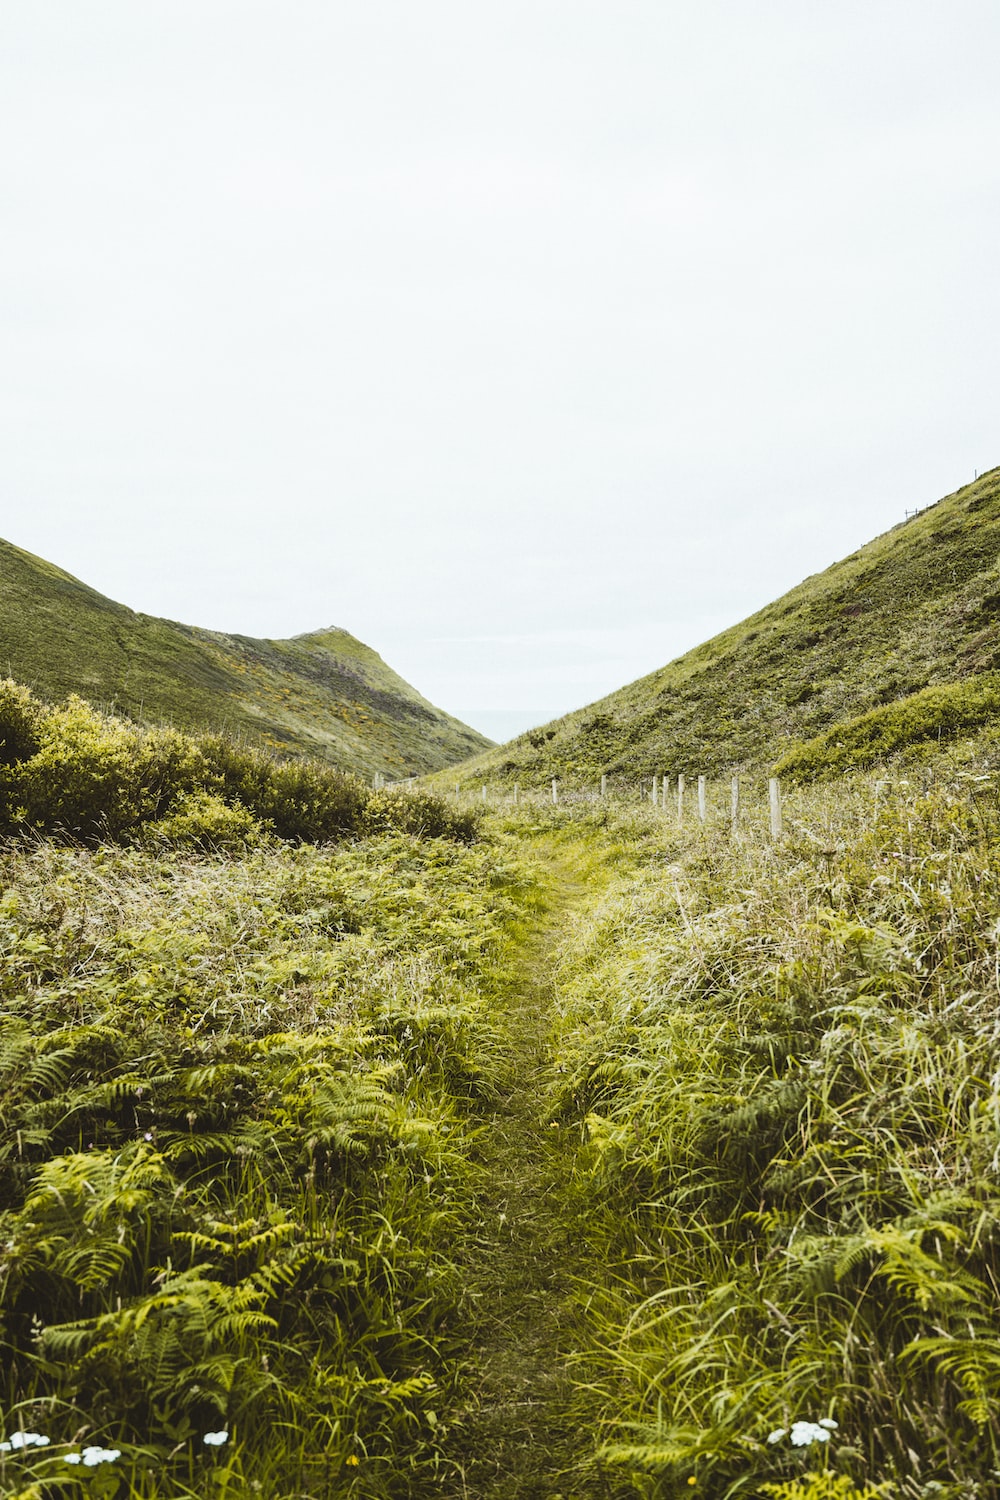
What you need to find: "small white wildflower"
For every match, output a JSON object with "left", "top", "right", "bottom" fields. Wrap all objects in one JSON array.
[
  {"left": 81, "top": 1445, "right": 121, "bottom": 1466},
  {"left": 203, "top": 1430, "right": 229, "bottom": 1447},
  {"left": 789, "top": 1420, "right": 831, "bottom": 1446},
  {"left": 143, "top": 1132, "right": 153, "bottom": 1141},
  {"left": 819, "top": 1417, "right": 839, "bottom": 1430},
  {"left": 64, "top": 1453, "right": 82, "bottom": 1465},
  {"left": 4, "top": 1432, "right": 51, "bottom": 1450},
  {"left": 766, "top": 1428, "right": 787, "bottom": 1444}
]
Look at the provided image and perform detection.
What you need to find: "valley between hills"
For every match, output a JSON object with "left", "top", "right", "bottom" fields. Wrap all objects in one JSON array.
[{"left": 2, "top": 469, "right": 1000, "bottom": 1500}]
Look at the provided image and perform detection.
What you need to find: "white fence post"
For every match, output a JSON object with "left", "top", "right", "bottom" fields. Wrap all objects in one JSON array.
[
  {"left": 513, "top": 782, "right": 519, "bottom": 805},
  {"left": 698, "top": 775, "right": 707, "bottom": 823},
  {"left": 481, "top": 785, "right": 487, "bottom": 803},
  {"left": 731, "top": 775, "right": 740, "bottom": 834},
  {"left": 650, "top": 773, "right": 658, "bottom": 807},
  {"left": 662, "top": 776, "right": 669, "bottom": 811},
  {"left": 552, "top": 778, "right": 559, "bottom": 805},
  {"left": 676, "top": 774, "right": 685, "bottom": 823},
  {"left": 769, "top": 777, "right": 783, "bottom": 840},
  {"left": 600, "top": 773, "right": 607, "bottom": 798}
]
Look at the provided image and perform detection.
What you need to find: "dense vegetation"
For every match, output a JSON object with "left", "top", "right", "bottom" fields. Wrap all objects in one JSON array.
[
  {"left": 773, "top": 676, "right": 1000, "bottom": 782},
  {"left": 0, "top": 824, "right": 528, "bottom": 1497},
  {"left": 7, "top": 470, "right": 1000, "bottom": 1497},
  {"left": 0, "top": 537, "right": 489, "bottom": 777},
  {"left": 451, "top": 465, "right": 1000, "bottom": 792},
  {"left": 527, "top": 757, "right": 1000, "bottom": 1499},
  {"left": 7, "top": 708, "right": 1000, "bottom": 1496},
  {"left": 0, "top": 680, "right": 477, "bottom": 848}
]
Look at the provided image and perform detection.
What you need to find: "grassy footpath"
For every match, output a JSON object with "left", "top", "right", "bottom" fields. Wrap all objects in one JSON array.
[{"left": 439, "top": 821, "right": 640, "bottom": 1500}]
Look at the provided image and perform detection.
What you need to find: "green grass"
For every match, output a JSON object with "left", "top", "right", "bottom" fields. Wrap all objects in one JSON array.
[
  {"left": 774, "top": 674, "right": 1000, "bottom": 781},
  {"left": 0, "top": 537, "right": 490, "bottom": 778},
  {"left": 0, "top": 829, "right": 534, "bottom": 1497},
  {"left": 8, "top": 733, "right": 1000, "bottom": 1495},
  {"left": 446, "top": 464, "right": 1000, "bottom": 791},
  {"left": 526, "top": 750, "right": 1000, "bottom": 1498}
]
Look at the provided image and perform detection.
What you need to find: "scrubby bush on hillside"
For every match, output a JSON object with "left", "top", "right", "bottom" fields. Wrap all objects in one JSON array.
[
  {"left": 364, "top": 786, "right": 479, "bottom": 842},
  {"left": 0, "top": 682, "right": 476, "bottom": 848},
  {"left": 2, "top": 697, "right": 209, "bottom": 841},
  {"left": 198, "top": 733, "right": 371, "bottom": 842},
  {"left": 0, "top": 677, "right": 45, "bottom": 766},
  {"left": 143, "top": 788, "right": 264, "bottom": 851},
  {"left": 774, "top": 674, "right": 1000, "bottom": 781}
]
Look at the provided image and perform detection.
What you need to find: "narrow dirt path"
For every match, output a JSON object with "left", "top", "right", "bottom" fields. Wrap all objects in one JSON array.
[{"left": 439, "top": 837, "right": 617, "bottom": 1500}]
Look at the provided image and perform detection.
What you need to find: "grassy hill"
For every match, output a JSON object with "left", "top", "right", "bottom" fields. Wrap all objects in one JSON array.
[
  {"left": 0, "top": 537, "right": 489, "bottom": 777},
  {"left": 453, "top": 464, "right": 1000, "bottom": 788}
]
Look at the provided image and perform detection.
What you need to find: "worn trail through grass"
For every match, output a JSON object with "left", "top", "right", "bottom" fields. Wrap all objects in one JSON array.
[{"left": 439, "top": 834, "right": 621, "bottom": 1500}]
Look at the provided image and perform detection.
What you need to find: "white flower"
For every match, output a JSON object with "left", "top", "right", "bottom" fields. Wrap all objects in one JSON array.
[
  {"left": 80, "top": 1446, "right": 121, "bottom": 1466},
  {"left": 766, "top": 1428, "right": 787, "bottom": 1444},
  {"left": 64, "top": 1454, "right": 82, "bottom": 1465},
  {"left": 203, "top": 1430, "right": 229, "bottom": 1447},
  {"left": 819, "top": 1417, "right": 839, "bottom": 1430},
  {"left": 789, "top": 1420, "right": 831, "bottom": 1446},
  {"left": 2, "top": 1432, "right": 51, "bottom": 1450}
]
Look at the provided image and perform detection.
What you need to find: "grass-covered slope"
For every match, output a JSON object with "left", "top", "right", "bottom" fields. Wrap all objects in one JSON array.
[
  {"left": 0, "top": 537, "right": 489, "bottom": 777},
  {"left": 456, "top": 465, "right": 1000, "bottom": 788}
]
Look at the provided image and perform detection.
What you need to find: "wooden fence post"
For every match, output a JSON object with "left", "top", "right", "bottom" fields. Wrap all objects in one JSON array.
[
  {"left": 552, "top": 778, "right": 559, "bottom": 805},
  {"left": 730, "top": 775, "right": 740, "bottom": 834},
  {"left": 677, "top": 774, "right": 685, "bottom": 823},
  {"left": 769, "top": 777, "right": 783, "bottom": 840},
  {"left": 481, "top": 785, "right": 487, "bottom": 804},
  {"left": 698, "top": 775, "right": 707, "bottom": 823}
]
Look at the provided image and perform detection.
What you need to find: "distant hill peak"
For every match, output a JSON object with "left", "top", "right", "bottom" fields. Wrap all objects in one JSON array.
[{"left": 0, "top": 536, "right": 490, "bottom": 777}]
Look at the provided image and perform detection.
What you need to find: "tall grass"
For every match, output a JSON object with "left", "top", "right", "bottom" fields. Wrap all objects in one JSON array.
[
  {"left": 541, "top": 770, "right": 1000, "bottom": 1497},
  {"left": 0, "top": 831, "right": 531, "bottom": 1496}
]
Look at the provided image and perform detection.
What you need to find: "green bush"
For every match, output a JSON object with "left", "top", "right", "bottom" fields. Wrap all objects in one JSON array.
[
  {"left": 0, "top": 677, "right": 45, "bottom": 767},
  {"left": 0, "top": 682, "right": 475, "bottom": 849},
  {"left": 774, "top": 675, "right": 1000, "bottom": 782},
  {"left": 143, "top": 789, "right": 264, "bottom": 851},
  {"left": 364, "top": 787, "right": 479, "bottom": 843},
  {"left": 4, "top": 697, "right": 164, "bottom": 841},
  {"left": 197, "top": 734, "right": 369, "bottom": 841}
]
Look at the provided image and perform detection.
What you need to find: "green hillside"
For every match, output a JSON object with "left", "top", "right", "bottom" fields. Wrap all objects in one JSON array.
[
  {"left": 453, "top": 465, "right": 1000, "bottom": 788},
  {"left": 0, "top": 537, "right": 489, "bottom": 777}
]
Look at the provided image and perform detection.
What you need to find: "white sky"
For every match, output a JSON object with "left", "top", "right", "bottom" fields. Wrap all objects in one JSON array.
[{"left": 2, "top": 3, "right": 998, "bottom": 739}]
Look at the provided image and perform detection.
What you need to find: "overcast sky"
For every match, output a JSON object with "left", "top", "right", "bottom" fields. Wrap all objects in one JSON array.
[{"left": 2, "top": 3, "right": 998, "bottom": 740}]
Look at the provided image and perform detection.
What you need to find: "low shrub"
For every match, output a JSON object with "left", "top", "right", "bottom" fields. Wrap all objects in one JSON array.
[
  {"left": 0, "top": 677, "right": 45, "bottom": 767},
  {"left": 774, "top": 674, "right": 1000, "bottom": 781},
  {"left": 364, "top": 787, "right": 479, "bottom": 843},
  {"left": 0, "top": 682, "right": 474, "bottom": 849},
  {"left": 143, "top": 789, "right": 264, "bottom": 851}
]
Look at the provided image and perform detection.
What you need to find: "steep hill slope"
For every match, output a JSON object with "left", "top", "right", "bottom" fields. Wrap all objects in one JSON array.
[
  {"left": 455, "top": 465, "right": 1000, "bottom": 788},
  {"left": 0, "top": 537, "right": 489, "bottom": 777}
]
